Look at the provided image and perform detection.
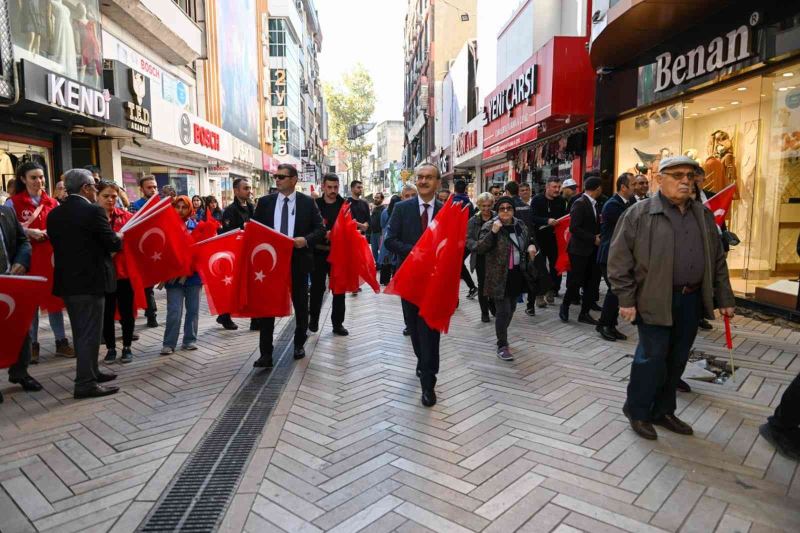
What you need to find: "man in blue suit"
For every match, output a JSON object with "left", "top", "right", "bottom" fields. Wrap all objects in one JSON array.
[
  {"left": 597, "top": 173, "right": 634, "bottom": 341},
  {"left": 385, "top": 164, "right": 443, "bottom": 407}
]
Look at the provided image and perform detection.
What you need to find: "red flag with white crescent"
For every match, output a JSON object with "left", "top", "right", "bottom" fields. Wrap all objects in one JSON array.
[
  {"left": 554, "top": 215, "right": 571, "bottom": 274},
  {"left": 234, "top": 220, "right": 295, "bottom": 318},
  {"left": 27, "top": 240, "right": 64, "bottom": 312},
  {"left": 328, "top": 205, "right": 380, "bottom": 295},
  {"left": 193, "top": 230, "right": 244, "bottom": 316},
  {"left": 703, "top": 183, "right": 737, "bottom": 228},
  {"left": 0, "top": 275, "right": 50, "bottom": 369}
]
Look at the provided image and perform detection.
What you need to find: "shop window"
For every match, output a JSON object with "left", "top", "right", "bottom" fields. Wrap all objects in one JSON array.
[
  {"left": 9, "top": 0, "right": 103, "bottom": 89},
  {"left": 121, "top": 157, "right": 199, "bottom": 203},
  {"left": 0, "top": 139, "right": 53, "bottom": 194}
]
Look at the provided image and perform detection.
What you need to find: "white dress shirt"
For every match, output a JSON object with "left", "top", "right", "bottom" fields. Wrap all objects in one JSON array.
[
  {"left": 417, "top": 195, "right": 434, "bottom": 217},
  {"left": 274, "top": 192, "right": 297, "bottom": 237},
  {"left": 584, "top": 193, "right": 597, "bottom": 219}
]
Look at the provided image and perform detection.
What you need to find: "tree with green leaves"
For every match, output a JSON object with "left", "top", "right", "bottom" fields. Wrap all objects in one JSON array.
[{"left": 323, "top": 64, "right": 376, "bottom": 180}]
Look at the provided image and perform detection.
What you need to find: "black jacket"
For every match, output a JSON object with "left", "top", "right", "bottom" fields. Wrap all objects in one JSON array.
[
  {"left": 347, "top": 197, "right": 370, "bottom": 226},
  {"left": 0, "top": 205, "right": 32, "bottom": 271},
  {"left": 568, "top": 194, "right": 600, "bottom": 257},
  {"left": 511, "top": 196, "right": 534, "bottom": 233},
  {"left": 253, "top": 192, "right": 325, "bottom": 275},
  {"left": 221, "top": 200, "right": 255, "bottom": 233},
  {"left": 314, "top": 195, "right": 345, "bottom": 255},
  {"left": 385, "top": 197, "right": 443, "bottom": 265},
  {"left": 530, "top": 193, "right": 568, "bottom": 244},
  {"left": 47, "top": 195, "right": 122, "bottom": 296},
  {"left": 597, "top": 194, "right": 629, "bottom": 265},
  {"left": 368, "top": 204, "right": 385, "bottom": 235}
]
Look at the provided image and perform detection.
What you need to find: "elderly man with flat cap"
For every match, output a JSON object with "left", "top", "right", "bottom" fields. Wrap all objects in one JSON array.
[{"left": 608, "top": 156, "right": 735, "bottom": 440}]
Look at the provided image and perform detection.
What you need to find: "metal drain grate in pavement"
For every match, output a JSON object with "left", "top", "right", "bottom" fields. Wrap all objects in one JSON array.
[{"left": 138, "top": 320, "right": 296, "bottom": 533}]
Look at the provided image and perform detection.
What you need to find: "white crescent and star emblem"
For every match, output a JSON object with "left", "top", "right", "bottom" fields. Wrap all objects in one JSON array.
[
  {"left": 138, "top": 228, "right": 167, "bottom": 261},
  {"left": 0, "top": 293, "right": 16, "bottom": 319},
  {"left": 435, "top": 239, "right": 448, "bottom": 258},
  {"left": 208, "top": 251, "right": 235, "bottom": 286},
  {"left": 250, "top": 243, "right": 278, "bottom": 274}
]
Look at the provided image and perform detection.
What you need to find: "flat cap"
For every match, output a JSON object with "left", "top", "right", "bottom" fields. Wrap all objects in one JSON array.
[
  {"left": 562, "top": 178, "right": 578, "bottom": 188},
  {"left": 658, "top": 155, "right": 701, "bottom": 172}
]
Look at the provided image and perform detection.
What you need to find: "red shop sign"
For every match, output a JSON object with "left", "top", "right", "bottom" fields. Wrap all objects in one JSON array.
[
  {"left": 193, "top": 124, "right": 220, "bottom": 151},
  {"left": 455, "top": 130, "right": 479, "bottom": 158}
]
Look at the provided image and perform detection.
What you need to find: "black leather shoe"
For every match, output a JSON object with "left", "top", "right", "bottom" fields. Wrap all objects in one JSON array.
[
  {"left": 421, "top": 389, "right": 437, "bottom": 407},
  {"left": 146, "top": 317, "right": 159, "bottom": 328},
  {"left": 559, "top": 304, "right": 569, "bottom": 323},
  {"left": 219, "top": 319, "right": 238, "bottom": 330},
  {"left": 293, "top": 347, "right": 306, "bottom": 360},
  {"left": 610, "top": 327, "right": 627, "bottom": 341},
  {"left": 653, "top": 414, "right": 693, "bottom": 435},
  {"left": 74, "top": 384, "right": 119, "bottom": 399},
  {"left": 698, "top": 319, "right": 713, "bottom": 330},
  {"left": 308, "top": 318, "right": 319, "bottom": 333},
  {"left": 597, "top": 325, "right": 617, "bottom": 342},
  {"left": 10, "top": 375, "right": 43, "bottom": 392},
  {"left": 253, "top": 356, "right": 273, "bottom": 368},
  {"left": 590, "top": 303, "right": 602, "bottom": 312},
  {"left": 332, "top": 326, "right": 349, "bottom": 336},
  {"left": 676, "top": 379, "right": 692, "bottom": 393},
  {"left": 96, "top": 372, "right": 117, "bottom": 383},
  {"left": 622, "top": 405, "right": 657, "bottom": 440},
  {"left": 578, "top": 313, "right": 598, "bottom": 326},
  {"left": 525, "top": 306, "right": 536, "bottom": 317},
  {"left": 467, "top": 287, "right": 478, "bottom": 299},
  {"left": 403, "top": 327, "right": 410, "bottom": 336},
  {"left": 104, "top": 348, "right": 117, "bottom": 363}
]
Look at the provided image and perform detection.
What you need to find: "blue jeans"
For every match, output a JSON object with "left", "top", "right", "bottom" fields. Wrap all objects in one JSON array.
[
  {"left": 625, "top": 291, "right": 701, "bottom": 421},
  {"left": 30, "top": 311, "right": 67, "bottom": 343},
  {"left": 369, "top": 233, "right": 382, "bottom": 263},
  {"left": 163, "top": 285, "right": 201, "bottom": 349}
]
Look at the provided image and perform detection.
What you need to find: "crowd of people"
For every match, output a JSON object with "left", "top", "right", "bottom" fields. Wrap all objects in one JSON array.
[{"left": 1, "top": 158, "right": 798, "bottom": 460}]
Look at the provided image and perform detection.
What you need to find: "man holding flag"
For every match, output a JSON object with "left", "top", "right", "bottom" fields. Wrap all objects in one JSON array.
[
  {"left": 309, "top": 174, "right": 348, "bottom": 336},
  {"left": 252, "top": 164, "right": 325, "bottom": 367},
  {"left": 385, "top": 163, "right": 444, "bottom": 407},
  {"left": 608, "top": 156, "right": 735, "bottom": 440}
]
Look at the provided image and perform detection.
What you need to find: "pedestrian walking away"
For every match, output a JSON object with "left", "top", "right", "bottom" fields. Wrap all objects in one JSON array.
[
  {"left": 252, "top": 164, "right": 325, "bottom": 367},
  {"left": 47, "top": 169, "right": 122, "bottom": 399},
  {"left": 608, "top": 155, "right": 735, "bottom": 441}
]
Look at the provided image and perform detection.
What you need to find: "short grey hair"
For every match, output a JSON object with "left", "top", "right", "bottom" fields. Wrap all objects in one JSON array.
[
  {"left": 415, "top": 163, "right": 441, "bottom": 180},
  {"left": 64, "top": 169, "right": 94, "bottom": 194},
  {"left": 401, "top": 183, "right": 417, "bottom": 193},
  {"left": 477, "top": 192, "right": 494, "bottom": 204}
]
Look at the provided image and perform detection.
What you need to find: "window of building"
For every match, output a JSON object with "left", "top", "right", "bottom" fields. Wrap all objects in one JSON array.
[{"left": 173, "top": 0, "right": 200, "bottom": 21}]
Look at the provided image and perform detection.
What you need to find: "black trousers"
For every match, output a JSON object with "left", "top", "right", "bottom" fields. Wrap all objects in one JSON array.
[
  {"left": 769, "top": 371, "right": 800, "bottom": 430},
  {"left": 8, "top": 331, "right": 32, "bottom": 381},
  {"left": 103, "top": 279, "right": 135, "bottom": 349},
  {"left": 309, "top": 253, "right": 345, "bottom": 328},
  {"left": 599, "top": 265, "right": 619, "bottom": 327},
  {"left": 564, "top": 251, "right": 598, "bottom": 315},
  {"left": 475, "top": 258, "right": 490, "bottom": 316},
  {"left": 540, "top": 237, "right": 562, "bottom": 294},
  {"left": 64, "top": 294, "right": 105, "bottom": 388},
  {"left": 259, "top": 271, "right": 309, "bottom": 358},
  {"left": 460, "top": 250, "right": 476, "bottom": 291},
  {"left": 401, "top": 299, "right": 440, "bottom": 391},
  {"left": 144, "top": 286, "right": 157, "bottom": 319}
]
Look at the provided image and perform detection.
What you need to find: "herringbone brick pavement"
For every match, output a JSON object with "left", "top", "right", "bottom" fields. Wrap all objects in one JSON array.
[{"left": 1, "top": 285, "right": 798, "bottom": 532}]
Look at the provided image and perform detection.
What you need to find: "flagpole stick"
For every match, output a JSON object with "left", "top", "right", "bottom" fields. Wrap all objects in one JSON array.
[{"left": 724, "top": 315, "right": 736, "bottom": 383}]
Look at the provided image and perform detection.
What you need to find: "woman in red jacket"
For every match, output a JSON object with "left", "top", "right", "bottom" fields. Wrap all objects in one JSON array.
[
  {"left": 6, "top": 162, "right": 74, "bottom": 362},
  {"left": 96, "top": 180, "right": 137, "bottom": 364}
]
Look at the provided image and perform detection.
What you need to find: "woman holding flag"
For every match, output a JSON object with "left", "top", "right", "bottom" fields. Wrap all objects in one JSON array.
[
  {"left": 6, "top": 162, "right": 74, "bottom": 362},
  {"left": 97, "top": 180, "right": 137, "bottom": 364}
]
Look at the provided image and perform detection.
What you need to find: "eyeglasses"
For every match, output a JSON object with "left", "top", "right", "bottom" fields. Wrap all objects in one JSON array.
[
  {"left": 661, "top": 171, "right": 696, "bottom": 181},
  {"left": 498, "top": 206, "right": 514, "bottom": 212}
]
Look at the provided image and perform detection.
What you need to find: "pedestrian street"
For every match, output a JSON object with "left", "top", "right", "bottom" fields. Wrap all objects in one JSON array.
[{"left": 0, "top": 287, "right": 798, "bottom": 532}]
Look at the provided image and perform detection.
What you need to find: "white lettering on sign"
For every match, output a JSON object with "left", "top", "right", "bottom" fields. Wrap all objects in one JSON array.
[
  {"left": 655, "top": 24, "right": 751, "bottom": 93},
  {"left": 484, "top": 65, "right": 537, "bottom": 123},
  {"left": 47, "top": 73, "right": 110, "bottom": 120}
]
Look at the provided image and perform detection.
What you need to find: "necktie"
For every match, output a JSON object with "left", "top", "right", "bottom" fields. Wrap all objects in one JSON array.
[
  {"left": 0, "top": 232, "right": 9, "bottom": 273},
  {"left": 280, "top": 197, "right": 289, "bottom": 236},
  {"left": 421, "top": 203, "right": 430, "bottom": 232}
]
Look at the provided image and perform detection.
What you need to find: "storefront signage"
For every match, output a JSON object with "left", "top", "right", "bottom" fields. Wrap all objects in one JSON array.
[
  {"left": 271, "top": 69, "right": 288, "bottom": 156},
  {"left": 47, "top": 73, "right": 111, "bottom": 120},
  {"left": 182, "top": 115, "right": 221, "bottom": 151},
  {"left": 232, "top": 137, "right": 262, "bottom": 170},
  {"left": 455, "top": 130, "right": 479, "bottom": 158},
  {"left": 484, "top": 65, "right": 537, "bottom": 123},
  {"left": 124, "top": 70, "right": 152, "bottom": 136},
  {"left": 152, "top": 98, "right": 232, "bottom": 161},
  {"left": 654, "top": 23, "right": 753, "bottom": 93}
]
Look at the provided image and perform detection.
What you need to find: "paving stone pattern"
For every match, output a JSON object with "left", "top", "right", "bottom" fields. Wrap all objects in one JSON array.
[{"left": 1, "top": 287, "right": 799, "bottom": 532}]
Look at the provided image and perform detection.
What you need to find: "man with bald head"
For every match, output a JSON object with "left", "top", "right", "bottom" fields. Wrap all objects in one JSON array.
[{"left": 385, "top": 163, "right": 444, "bottom": 407}]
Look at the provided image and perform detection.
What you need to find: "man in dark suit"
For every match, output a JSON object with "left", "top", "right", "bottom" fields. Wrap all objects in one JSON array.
[
  {"left": 47, "top": 169, "right": 122, "bottom": 399},
  {"left": 252, "top": 164, "right": 325, "bottom": 366},
  {"left": 560, "top": 176, "right": 602, "bottom": 324},
  {"left": 385, "top": 163, "right": 443, "bottom": 407},
  {"left": 217, "top": 177, "right": 255, "bottom": 331},
  {"left": 597, "top": 173, "right": 634, "bottom": 341},
  {"left": 0, "top": 204, "right": 42, "bottom": 403}
]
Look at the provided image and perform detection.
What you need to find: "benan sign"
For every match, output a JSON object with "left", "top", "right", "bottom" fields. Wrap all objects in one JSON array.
[{"left": 654, "top": 18, "right": 756, "bottom": 93}]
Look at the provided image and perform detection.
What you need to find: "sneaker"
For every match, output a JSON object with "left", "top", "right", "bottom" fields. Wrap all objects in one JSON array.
[
  {"left": 535, "top": 295, "right": 547, "bottom": 308},
  {"left": 497, "top": 346, "right": 514, "bottom": 361},
  {"left": 104, "top": 348, "right": 117, "bottom": 363},
  {"left": 467, "top": 287, "right": 478, "bottom": 299},
  {"left": 182, "top": 344, "right": 198, "bottom": 351},
  {"left": 55, "top": 339, "right": 75, "bottom": 358},
  {"left": 545, "top": 291, "right": 555, "bottom": 305},
  {"left": 31, "top": 342, "right": 40, "bottom": 365},
  {"left": 160, "top": 346, "right": 174, "bottom": 356},
  {"left": 120, "top": 347, "right": 133, "bottom": 364}
]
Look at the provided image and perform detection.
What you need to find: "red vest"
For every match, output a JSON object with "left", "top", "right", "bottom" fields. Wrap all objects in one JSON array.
[{"left": 10, "top": 191, "right": 59, "bottom": 230}]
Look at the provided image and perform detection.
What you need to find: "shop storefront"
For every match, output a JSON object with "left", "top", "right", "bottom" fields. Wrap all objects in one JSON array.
[
  {"left": 594, "top": 1, "right": 800, "bottom": 311},
  {"left": 452, "top": 116, "right": 483, "bottom": 196},
  {"left": 481, "top": 36, "right": 595, "bottom": 193}
]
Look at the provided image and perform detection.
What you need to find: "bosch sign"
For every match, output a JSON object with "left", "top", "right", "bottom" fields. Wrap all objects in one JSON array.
[{"left": 179, "top": 113, "right": 220, "bottom": 151}]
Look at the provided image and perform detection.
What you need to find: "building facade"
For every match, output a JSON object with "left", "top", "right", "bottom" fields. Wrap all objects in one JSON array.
[{"left": 370, "top": 120, "right": 404, "bottom": 194}]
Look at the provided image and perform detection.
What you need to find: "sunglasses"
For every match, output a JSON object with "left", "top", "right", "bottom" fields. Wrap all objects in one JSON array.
[{"left": 274, "top": 174, "right": 292, "bottom": 180}]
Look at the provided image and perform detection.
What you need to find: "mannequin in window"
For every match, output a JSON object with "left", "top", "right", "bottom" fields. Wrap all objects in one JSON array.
[
  {"left": 48, "top": 0, "right": 78, "bottom": 80},
  {"left": 74, "top": 4, "right": 101, "bottom": 86},
  {"left": 702, "top": 130, "right": 740, "bottom": 199},
  {"left": 18, "top": 0, "right": 46, "bottom": 55}
]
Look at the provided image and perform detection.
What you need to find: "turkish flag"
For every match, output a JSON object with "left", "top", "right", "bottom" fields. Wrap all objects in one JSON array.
[
  {"left": 704, "top": 183, "right": 737, "bottom": 228},
  {"left": 28, "top": 240, "right": 64, "bottom": 312},
  {"left": 554, "top": 215, "right": 571, "bottom": 274},
  {"left": 235, "top": 220, "right": 294, "bottom": 318},
  {"left": 385, "top": 198, "right": 468, "bottom": 333},
  {"left": 123, "top": 195, "right": 169, "bottom": 230},
  {"left": 191, "top": 218, "right": 222, "bottom": 244},
  {"left": 0, "top": 275, "right": 50, "bottom": 369},
  {"left": 328, "top": 206, "right": 380, "bottom": 294},
  {"left": 122, "top": 204, "right": 194, "bottom": 289},
  {"left": 193, "top": 230, "right": 244, "bottom": 315}
]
